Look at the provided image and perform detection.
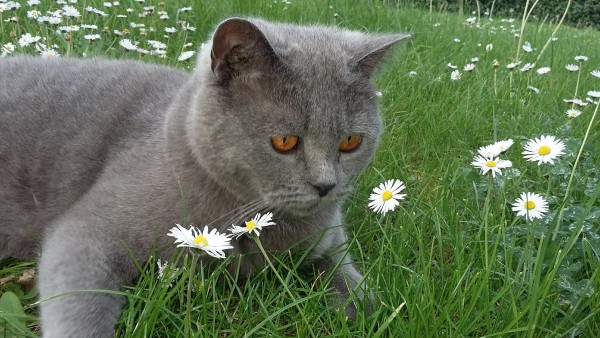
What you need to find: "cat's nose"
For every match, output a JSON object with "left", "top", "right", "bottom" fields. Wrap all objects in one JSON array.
[{"left": 312, "top": 183, "right": 336, "bottom": 197}]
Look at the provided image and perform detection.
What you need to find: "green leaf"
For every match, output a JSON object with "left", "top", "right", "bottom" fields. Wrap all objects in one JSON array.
[{"left": 0, "top": 291, "right": 30, "bottom": 337}]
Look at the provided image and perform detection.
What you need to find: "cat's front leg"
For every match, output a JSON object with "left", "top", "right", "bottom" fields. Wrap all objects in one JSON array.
[
  {"left": 38, "top": 216, "right": 140, "bottom": 338},
  {"left": 313, "top": 226, "right": 376, "bottom": 318}
]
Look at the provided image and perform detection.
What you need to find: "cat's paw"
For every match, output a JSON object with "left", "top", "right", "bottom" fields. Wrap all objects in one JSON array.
[{"left": 344, "top": 288, "right": 377, "bottom": 319}]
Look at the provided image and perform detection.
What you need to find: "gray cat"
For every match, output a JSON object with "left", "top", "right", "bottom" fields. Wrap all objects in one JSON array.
[{"left": 0, "top": 17, "right": 408, "bottom": 337}]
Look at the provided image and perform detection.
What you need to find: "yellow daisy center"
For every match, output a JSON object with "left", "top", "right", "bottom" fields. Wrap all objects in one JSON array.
[
  {"left": 524, "top": 201, "right": 536, "bottom": 210},
  {"left": 193, "top": 235, "right": 208, "bottom": 248},
  {"left": 245, "top": 220, "right": 257, "bottom": 231},
  {"left": 382, "top": 191, "right": 393, "bottom": 201},
  {"left": 538, "top": 145, "right": 551, "bottom": 156},
  {"left": 486, "top": 160, "right": 497, "bottom": 167}
]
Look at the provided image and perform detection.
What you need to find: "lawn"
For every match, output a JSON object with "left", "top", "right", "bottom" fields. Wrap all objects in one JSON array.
[{"left": 1, "top": 0, "right": 599, "bottom": 336}]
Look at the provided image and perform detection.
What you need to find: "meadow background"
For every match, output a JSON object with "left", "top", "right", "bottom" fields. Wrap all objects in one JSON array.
[{"left": 1, "top": 0, "right": 599, "bottom": 336}]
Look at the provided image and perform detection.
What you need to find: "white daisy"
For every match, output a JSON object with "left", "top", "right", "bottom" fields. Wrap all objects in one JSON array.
[
  {"left": 536, "top": 67, "right": 551, "bottom": 75},
  {"left": 520, "top": 63, "right": 535, "bottom": 72},
  {"left": 564, "top": 98, "right": 588, "bottom": 107},
  {"left": 40, "top": 49, "right": 60, "bottom": 58},
  {"left": 368, "top": 179, "right": 406, "bottom": 214},
  {"left": 58, "top": 25, "right": 80, "bottom": 32},
  {"left": 48, "top": 16, "right": 62, "bottom": 25},
  {"left": 477, "top": 139, "right": 513, "bottom": 157},
  {"left": 477, "top": 144, "right": 500, "bottom": 158},
  {"left": 156, "top": 259, "right": 168, "bottom": 279},
  {"left": 2, "top": 43, "right": 15, "bottom": 54},
  {"left": 591, "top": 70, "right": 600, "bottom": 78},
  {"left": 147, "top": 40, "right": 166, "bottom": 49},
  {"left": 27, "top": 9, "right": 41, "bottom": 18},
  {"left": 566, "top": 109, "right": 582, "bottom": 118},
  {"left": 408, "top": 71, "right": 417, "bottom": 78},
  {"left": 119, "top": 39, "right": 138, "bottom": 51},
  {"left": 450, "top": 69, "right": 461, "bottom": 81},
  {"left": 181, "top": 23, "right": 196, "bottom": 32},
  {"left": 493, "top": 139, "right": 514, "bottom": 153},
  {"left": 565, "top": 64, "right": 580, "bottom": 72},
  {"left": 18, "top": 33, "right": 41, "bottom": 47},
  {"left": 5, "top": 2, "right": 20, "bottom": 10},
  {"left": 447, "top": 63, "right": 458, "bottom": 70},
  {"left": 177, "top": 50, "right": 195, "bottom": 61},
  {"left": 62, "top": 5, "right": 80, "bottom": 17},
  {"left": 587, "top": 90, "right": 600, "bottom": 98},
  {"left": 165, "top": 27, "right": 177, "bottom": 33},
  {"left": 471, "top": 155, "right": 512, "bottom": 178},
  {"left": 156, "top": 258, "right": 177, "bottom": 285},
  {"left": 522, "top": 41, "right": 533, "bottom": 53},
  {"left": 574, "top": 55, "right": 588, "bottom": 62},
  {"left": 522, "top": 135, "right": 566, "bottom": 165},
  {"left": 85, "top": 6, "right": 108, "bottom": 16},
  {"left": 471, "top": 57, "right": 480, "bottom": 63},
  {"left": 464, "top": 63, "right": 476, "bottom": 72},
  {"left": 167, "top": 224, "right": 233, "bottom": 259},
  {"left": 527, "top": 85, "right": 540, "bottom": 94},
  {"left": 485, "top": 43, "right": 493, "bottom": 52},
  {"left": 229, "top": 212, "right": 275, "bottom": 239},
  {"left": 84, "top": 34, "right": 101, "bottom": 41},
  {"left": 506, "top": 61, "right": 520, "bottom": 70},
  {"left": 511, "top": 192, "right": 549, "bottom": 221}
]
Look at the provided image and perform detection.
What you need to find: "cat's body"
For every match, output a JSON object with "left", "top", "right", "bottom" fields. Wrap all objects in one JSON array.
[{"left": 0, "top": 18, "right": 408, "bottom": 337}]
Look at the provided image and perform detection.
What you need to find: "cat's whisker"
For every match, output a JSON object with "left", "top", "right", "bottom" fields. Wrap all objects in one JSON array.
[
  {"left": 217, "top": 199, "right": 269, "bottom": 228},
  {"left": 204, "top": 199, "right": 263, "bottom": 228}
]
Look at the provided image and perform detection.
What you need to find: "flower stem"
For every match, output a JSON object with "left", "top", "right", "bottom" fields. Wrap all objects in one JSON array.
[
  {"left": 552, "top": 100, "right": 600, "bottom": 240},
  {"left": 252, "top": 236, "right": 316, "bottom": 337},
  {"left": 184, "top": 252, "right": 199, "bottom": 338}
]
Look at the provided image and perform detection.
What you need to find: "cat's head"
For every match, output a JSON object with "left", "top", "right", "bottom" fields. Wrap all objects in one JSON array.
[{"left": 188, "top": 18, "right": 409, "bottom": 218}]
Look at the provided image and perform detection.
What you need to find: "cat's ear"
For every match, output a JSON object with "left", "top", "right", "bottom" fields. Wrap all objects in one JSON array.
[
  {"left": 210, "top": 18, "right": 278, "bottom": 81},
  {"left": 354, "top": 33, "right": 411, "bottom": 76}
]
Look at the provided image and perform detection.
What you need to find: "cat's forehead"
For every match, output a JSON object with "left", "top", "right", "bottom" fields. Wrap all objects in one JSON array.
[{"left": 252, "top": 20, "right": 361, "bottom": 81}]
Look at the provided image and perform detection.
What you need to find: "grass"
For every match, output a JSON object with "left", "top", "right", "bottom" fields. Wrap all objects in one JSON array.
[{"left": 1, "top": 0, "right": 600, "bottom": 336}]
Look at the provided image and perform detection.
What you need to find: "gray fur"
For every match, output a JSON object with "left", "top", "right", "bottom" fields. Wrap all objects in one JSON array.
[{"left": 0, "top": 18, "right": 408, "bottom": 337}]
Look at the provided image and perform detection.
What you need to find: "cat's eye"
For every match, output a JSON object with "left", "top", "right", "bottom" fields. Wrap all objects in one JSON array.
[
  {"left": 339, "top": 134, "right": 362, "bottom": 152},
  {"left": 271, "top": 135, "right": 299, "bottom": 153}
]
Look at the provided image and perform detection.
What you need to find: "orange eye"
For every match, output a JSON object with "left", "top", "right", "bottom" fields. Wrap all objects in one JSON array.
[
  {"left": 339, "top": 134, "right": 362, "bottom": 152},
  {"left": 271, "top": 135, "right": 299, "bottom": 153}
]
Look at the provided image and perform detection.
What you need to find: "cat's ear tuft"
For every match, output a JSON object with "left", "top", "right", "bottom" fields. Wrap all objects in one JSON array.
[
  {"left": 354, "top": 33, "right": 411, "bottom": 76},
  {"left": 210, "top": 18, "right": 278, "bottom": 81}
]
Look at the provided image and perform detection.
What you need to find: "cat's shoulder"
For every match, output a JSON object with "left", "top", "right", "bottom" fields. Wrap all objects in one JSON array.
[{"left": 0, "top": 56, "right": 189, "bottom": 87}]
